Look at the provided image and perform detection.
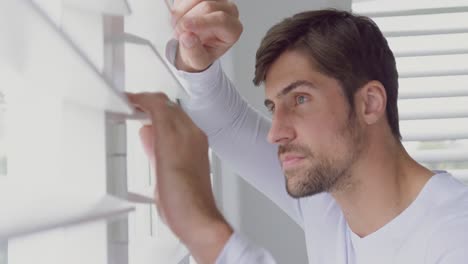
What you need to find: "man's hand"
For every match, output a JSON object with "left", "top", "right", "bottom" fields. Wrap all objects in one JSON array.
[
  {"left": 171, "top": 0, "right": 243, "bottom": 72},
  {"left": 127, "top": 92, "right": 233, "bottom": 264}
]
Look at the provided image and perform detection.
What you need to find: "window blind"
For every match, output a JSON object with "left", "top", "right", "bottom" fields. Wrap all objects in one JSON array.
[
  {"left": 0, "top": 0, "right": 135, "bottom": 263},
  {"left": 353, "top": 0, "right": 468, "bottom": 183},
  {"left": 0, "top": 0, "right": 189, "bottom": 263}
]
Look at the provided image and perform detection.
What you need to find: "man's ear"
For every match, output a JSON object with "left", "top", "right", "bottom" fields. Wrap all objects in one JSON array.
[{"left": 356, "top": 81, "right": 387, "bottom": 125}]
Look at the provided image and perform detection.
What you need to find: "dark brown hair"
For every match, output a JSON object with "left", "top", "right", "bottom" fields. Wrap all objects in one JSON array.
[{"left": 254, "top": 9, "right": 401, "bottom": 139}]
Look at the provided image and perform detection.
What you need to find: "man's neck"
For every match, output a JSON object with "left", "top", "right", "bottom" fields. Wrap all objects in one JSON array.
[{"left": 331, "top": 139, "right": 434, "bottom": 238}]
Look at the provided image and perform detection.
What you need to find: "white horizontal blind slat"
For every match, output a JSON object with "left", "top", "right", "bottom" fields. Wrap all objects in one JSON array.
[
  {"left": 411, "top": 149, "right": 468, "bottom": 163},
  {"left": 398, "top": 98, "right": 468, "bottom": 120},
  {"left": 122, "top": 35, "right": 189, "bottom": 101},
  {"left": 31, "top": 0, "right": 62, "bottom": 24},
  {"left": 396, "top": 54, "right": 468, "bottom": 78},
  {"left": 372, "top": 12, "right": 468, "bottom": 37},
  {"left": 398, "top": 75, "right": 468, "bottom": 99},
  {"left": 61, "top": 6, "right": 105, "bottom": 71},
  {"left": 388, "top": 33, "right": 468, "bottom": 58},
  {"left": 0, "top": 0, "right": 133, "bottom": 114},
  {"left": 3, "top": 80, "right": 134, "bottom": 263},
  {"left": 353, "top": 0, "right": 468, "bottom": 17},
  {"left": 0, "top": 182, "right": 133, "bottom": 240},
  {"left": 1, "top": 1, "right": 140, "bottom": 264},
  {"left": 401, "top": 118, "right": 468, "bottom": 141},
  {"left": 63, "top": 0, "right": 131, "bottom": 15}
]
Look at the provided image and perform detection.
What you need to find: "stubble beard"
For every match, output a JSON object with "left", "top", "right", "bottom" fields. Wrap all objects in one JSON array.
[{"left": 281, "top": 115, "right": 365, "bottom": 198}]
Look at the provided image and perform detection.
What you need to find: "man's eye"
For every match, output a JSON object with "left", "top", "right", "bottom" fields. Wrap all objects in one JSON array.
[{"left": 295, "top": 95, "right": 309, "bottom": 105}]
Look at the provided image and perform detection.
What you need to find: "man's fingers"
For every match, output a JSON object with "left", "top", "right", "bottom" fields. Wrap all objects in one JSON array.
[
  {"left": 178, "top": 11, "right": 243, "bottom": 44},
  {"left": 171, "top": 0, "right": 203, "bottom": 26},
  {"left": 127, "top": 92, "right": 176, "bottom": 127},
  {"left": 187, "top": 1, "right": 239, "bottom": 19},
  {"left": 172, "top": 0, "right": 237, "bottom": 26},
  {"left": 178, "top": 32, "right": 214, "bottom": 71},
  {"left": 128, "top": 93, "right": 203, "bottom": 161},
  {"left": 126, "top": 92, "right": 168, "bottom": 113}
]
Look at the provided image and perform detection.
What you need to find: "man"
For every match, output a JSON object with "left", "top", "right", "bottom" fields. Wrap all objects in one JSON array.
[{"left": 127, "top": 1, "right": 468, "bottom": 263}]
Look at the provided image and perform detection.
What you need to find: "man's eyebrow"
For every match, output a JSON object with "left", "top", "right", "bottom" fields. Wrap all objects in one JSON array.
[
  {"left": 278, "top": 80, "right": 316, "bottom": 97},
  {"left": 264, "top": 80, "right": 316, "bottom": 108}
]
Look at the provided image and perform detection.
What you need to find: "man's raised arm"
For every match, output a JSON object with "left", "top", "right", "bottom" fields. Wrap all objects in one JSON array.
[{"left": 169, "top": 0, "right": 303, "bottom": 226}]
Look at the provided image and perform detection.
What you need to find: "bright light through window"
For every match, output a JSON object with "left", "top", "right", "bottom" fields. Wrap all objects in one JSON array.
[{"left": 353, "top": 0, "right": 468, "bottom": 183}]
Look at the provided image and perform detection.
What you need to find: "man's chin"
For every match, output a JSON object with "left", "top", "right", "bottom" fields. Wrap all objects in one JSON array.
[
  {"left": 285, "top": 176, "right": 324, "bottom": 198},
  {"left": 286, "top": 185, "right": 324, "bottom": 198}
]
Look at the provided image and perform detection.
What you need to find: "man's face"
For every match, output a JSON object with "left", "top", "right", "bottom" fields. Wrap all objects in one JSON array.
[{"left": 264, "top": 50, "right": 365, "bottom": 198}]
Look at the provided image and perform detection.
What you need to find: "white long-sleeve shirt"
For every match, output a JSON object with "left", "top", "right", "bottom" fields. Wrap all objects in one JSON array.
[{"left": 165, "top": 40, "right": 468, "bottom": 264}]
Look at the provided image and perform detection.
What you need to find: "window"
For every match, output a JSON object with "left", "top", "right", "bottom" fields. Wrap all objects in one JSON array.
[
  {"left": 0, "top": 0, "right": 189, "bottom": 264},
  {"left": 0, "top": 1, "right": 136, "bottom": 263},
  {"left": 353, "top": 0, "right": 468, "bottom": 183}
]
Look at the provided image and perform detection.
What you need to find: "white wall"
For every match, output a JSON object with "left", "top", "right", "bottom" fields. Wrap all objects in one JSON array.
[{"left": 216, "top": 1, "right": 351, "bottom": 263}]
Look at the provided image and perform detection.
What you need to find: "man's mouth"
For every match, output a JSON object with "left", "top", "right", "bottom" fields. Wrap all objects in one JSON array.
[{"left": 280, "top": 154, "right": 305, "bottom": 169}]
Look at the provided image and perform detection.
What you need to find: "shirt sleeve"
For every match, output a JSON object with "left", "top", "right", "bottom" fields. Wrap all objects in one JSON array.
[
  {"left": 436, "top": 246, "right": 468, "bottom": 264},
  {"left": 215, "top": 232, "right": 277, "bottom": 264},
  {"left": 165, "top": 39, "right": 304, "bottom": 227}
]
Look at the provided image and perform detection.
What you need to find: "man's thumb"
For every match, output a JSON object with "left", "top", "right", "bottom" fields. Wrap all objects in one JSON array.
[{"left": 179, "top": 32, "right": 212, "bottom": 71}]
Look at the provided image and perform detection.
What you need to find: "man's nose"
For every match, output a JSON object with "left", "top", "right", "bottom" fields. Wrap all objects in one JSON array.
[{"left": 267, "top": 109, "right": 295, "bottom": 145}]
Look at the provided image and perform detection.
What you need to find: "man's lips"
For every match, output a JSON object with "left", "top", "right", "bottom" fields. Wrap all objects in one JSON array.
[{"left": 280, "top": 154, "right": 305, "bottom": 168}]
